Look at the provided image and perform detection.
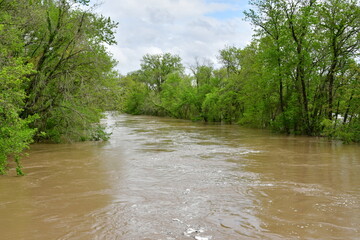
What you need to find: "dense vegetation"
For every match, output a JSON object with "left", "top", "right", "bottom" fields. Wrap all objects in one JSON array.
[
  {"left": 121, "top": 0, "right": 360, "bottom": 142},
  {"left": 1, "top": 0, "right": 359, "bottom": 175},
  {"left": 0, "top": 0, "right": 119, "bottom": 175}
]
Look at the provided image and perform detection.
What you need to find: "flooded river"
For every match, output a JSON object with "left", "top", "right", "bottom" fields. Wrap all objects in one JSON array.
[{"left": 1, "top": 113, "right": 360, "bottom": 239}]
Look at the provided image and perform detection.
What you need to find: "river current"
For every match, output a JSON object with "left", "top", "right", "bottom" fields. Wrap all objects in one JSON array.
[{"left": 1, "top": 113, "right": 359, "bottom": 239}]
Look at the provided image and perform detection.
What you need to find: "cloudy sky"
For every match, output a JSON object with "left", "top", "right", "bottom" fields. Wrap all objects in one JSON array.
[{"left": 89, "top": 0, "right": 254, "bottom": 74}]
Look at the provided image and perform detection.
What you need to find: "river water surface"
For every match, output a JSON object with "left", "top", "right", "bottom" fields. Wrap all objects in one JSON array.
[{"left": 1, "top": 113, "right": 359, "bottom": 240}]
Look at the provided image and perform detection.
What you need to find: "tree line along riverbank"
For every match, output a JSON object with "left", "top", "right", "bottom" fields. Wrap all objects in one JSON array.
[
  {"left": 1, "top": 0, "right": 359, "bottom": 175},
  {"left": 120, "top": 1, "right": 359, "bottom": 142}
]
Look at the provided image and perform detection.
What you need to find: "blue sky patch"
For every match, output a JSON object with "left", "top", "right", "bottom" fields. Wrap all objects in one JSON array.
[
  {"left": 205, "top": 9, "right": 244, "bottom": 20},
  {"left": 204, "top": 0, "right": 248, "bottom": 19}
]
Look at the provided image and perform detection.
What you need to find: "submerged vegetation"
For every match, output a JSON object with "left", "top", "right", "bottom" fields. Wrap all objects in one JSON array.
[
  {"left": 120, "top": 0, "right": 360, "bottom": 143},
  {"left": 1, "top": 0, "right": 359, "bottom": 175}
]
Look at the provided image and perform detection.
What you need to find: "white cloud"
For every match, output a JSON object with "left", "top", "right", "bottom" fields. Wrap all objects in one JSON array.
[{"left": 91, "top": 0, "right": 253, "bottom": 74}]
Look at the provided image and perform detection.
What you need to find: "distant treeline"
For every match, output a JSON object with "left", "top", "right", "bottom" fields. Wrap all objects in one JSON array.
[
  {"left": 0, "top": 0, "right": 120, "bottom": 174},
  {"left": 120, "top": 0, "right": 359, "bottom": 143}
]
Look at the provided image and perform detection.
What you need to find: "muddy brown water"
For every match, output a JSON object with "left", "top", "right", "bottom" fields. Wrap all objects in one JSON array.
[{"left": 1, "top": 113, "right": 359, "bottom": 240}]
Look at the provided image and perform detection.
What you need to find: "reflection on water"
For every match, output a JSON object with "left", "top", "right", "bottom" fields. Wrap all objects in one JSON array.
[{"left": 1, "top": 113, "right": 359, "bottom": 239}]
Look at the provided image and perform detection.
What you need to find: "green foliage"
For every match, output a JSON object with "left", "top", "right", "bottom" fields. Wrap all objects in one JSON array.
[
  {"left": 161, "top": 73, "right": 199, "bottom": 119},
  {"left": 202, "top": 89, "right": 222, "bottom": 122},
  {"left": 90, "top": 124, "right": 111, "bottom": 141},
  {"left": 139, "top": 53, "right": 184, "bottom": 92},
  {"left": 120, "top": 74, "right": 150, "bottom": 115},
  {"left": 241, "top": 0, "right": 360, "bottom": 139},
  {"left": 218, "top": 46, "right": 242, "bottom": 76},
  {"left": 0, "top": 0, "right": 119, "bottom": 174},
  {"left": 19, "top": 0, "right": 119, "bottom": 142},
  {"left": 0, "top": 60, "right": 37, "bottom": 175},
  {"left": 321, "top": 118, "right": 360, "bottom": 143},
  {"left": 121, "top": 53, "right": 188, "bottom": 117},
  {"left": 121, "top": 0, "right": 360, "bottom": 143}
]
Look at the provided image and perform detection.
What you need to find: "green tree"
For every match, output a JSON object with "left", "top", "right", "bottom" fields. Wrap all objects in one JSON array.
[
  {"left": 19, "top": 0, "right": 119, "bottom": 142},
  {"left": 1, "top": 0, "right": 120, "bottom": 174},
  {"left": 244, "top": 0, "right": 360, "bottom": 140},
  {"left": 245, "top": 0, "right": 291, "bottom": 132},
  {"left": 0, "top": 1, "right": 37, "bottom": 175},
  {"left": 317, "top": 0, "right": 360, "bottom": 120},
  {"left": 0, "top": 60, "right": 37, "bottom": 175},
  {"left": 139, "top": 53, "right": 184, "bottom": 92},
  {"left": 121, "top": 0, "right": 360, "bottom": 142},
  {"left": 218, "top": 46, "right": 242, "bottom": 77},
  {"left": 120, "top": 73, "right": 150, "bottom": 115}
]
